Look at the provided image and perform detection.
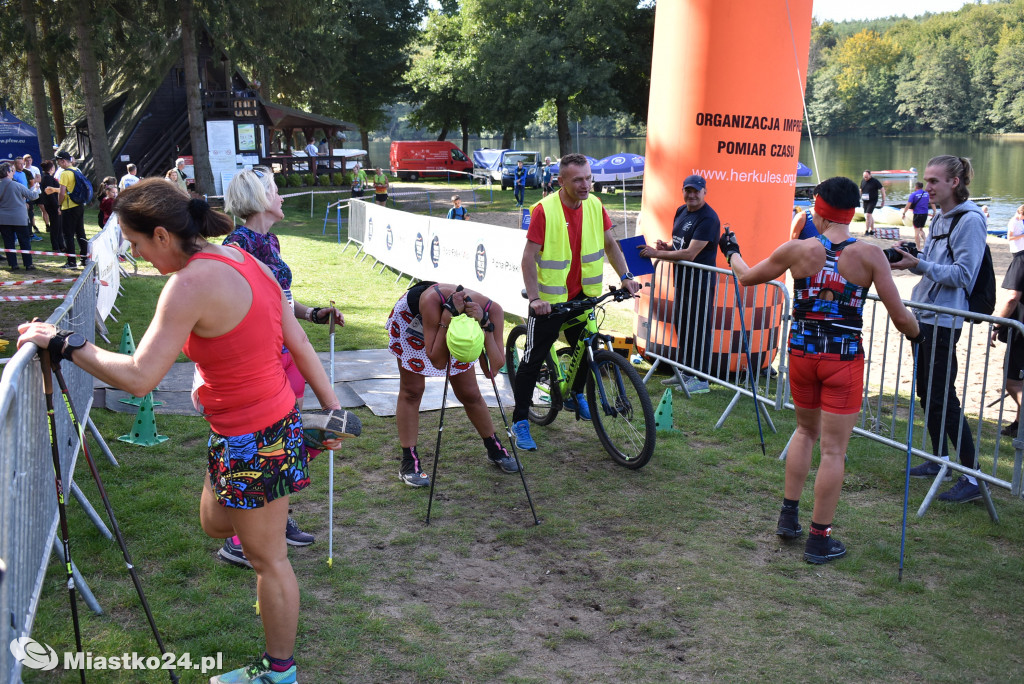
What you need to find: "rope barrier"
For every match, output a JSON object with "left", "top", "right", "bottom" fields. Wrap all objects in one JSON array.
[
  {"left": 2, "top": 248, "right": 84, "bottom": 259},
  {"left": 0, "top": 279, "right": 77, "bottom": 286},
  {"left": 0, "top": 294, "right": 67, "bottom": 301}
]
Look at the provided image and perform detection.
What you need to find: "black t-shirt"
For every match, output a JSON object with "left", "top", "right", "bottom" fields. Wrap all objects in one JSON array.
[
  {"left": 671, "top": 202, "right": 721, "bottom": 268},
  {"left": 860, "top": 177, "right": 883, "bottom": 204},
  {"left": 39, "top": 173, "right": 60, "bottom": 214}
]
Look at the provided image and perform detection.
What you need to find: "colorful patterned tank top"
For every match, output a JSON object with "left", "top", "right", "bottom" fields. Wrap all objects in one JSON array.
[{"left": 789, "top": 235, "right": 867, "bottom": 360}]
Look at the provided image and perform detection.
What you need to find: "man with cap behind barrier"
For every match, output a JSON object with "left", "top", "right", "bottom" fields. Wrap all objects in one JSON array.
[
  {"left": 386, "top": 281, "right": 518, "bottom": 487},
  {"left": 721, "top": 176, "right": 919, "bottom": 563},
  {"left": 511, "top": 153, "right": 641, "bottom": 452},
  {"left": 890, "top": 155, "right": 988, "bottom": 504},
  {"left": 638, "top": 173, "right": 720, "bottom": 394}
]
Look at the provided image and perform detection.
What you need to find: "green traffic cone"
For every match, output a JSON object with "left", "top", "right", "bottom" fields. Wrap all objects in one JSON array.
[
  {"left": 118, "top": 393, "right": 169, "bottom": 446},
  {"left": 118, "top": 323, "right": 136, "bottom": 355},
  {"left": 655, "top": 388, "right": 674, "bottom": 432}
]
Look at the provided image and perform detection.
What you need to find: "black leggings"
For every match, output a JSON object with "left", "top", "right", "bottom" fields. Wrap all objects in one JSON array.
[{"left": 512, "top": 298, "right": 589, "bottom": 422}]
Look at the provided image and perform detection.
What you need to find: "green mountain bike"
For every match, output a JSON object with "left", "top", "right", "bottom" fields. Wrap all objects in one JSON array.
[{"left": 504, "top": 286, "right": 656, "bottom": 469}]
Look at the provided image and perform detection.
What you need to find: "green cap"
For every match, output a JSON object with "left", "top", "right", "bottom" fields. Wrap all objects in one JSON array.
[{"left": 447, "top": 314, "right": 484, "bottom": 363}]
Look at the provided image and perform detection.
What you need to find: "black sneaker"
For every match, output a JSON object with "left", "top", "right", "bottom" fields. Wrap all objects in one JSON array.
[
  {"left": 399, "top": 452, "right": 430, "bottom": 487},
  {"left": 400, "top": 467, "right": 430, "bottom": 487},
  {"left": 776, "top": 507, "right": 803, "bottom": 539},
  {"left": 1000, "top": 420, "right": 1018, "bottom": 436},
  {"left": 285, "top": 517, "right": 314, "bottom": 546},
  {"left": 487, "top": 441, "right": 521, "bottom": 474},
  {"left": 804, "top": 528, "right": 846, "bottom": 564},
  {"left": 907, "top": 460, "right": 952, "bottom": 481},
  {"left": 217, "top": 538, "right": 252, "bottom": 568},
  {"left": 937, "top": 475, "right": 982, "bottom": 503}
]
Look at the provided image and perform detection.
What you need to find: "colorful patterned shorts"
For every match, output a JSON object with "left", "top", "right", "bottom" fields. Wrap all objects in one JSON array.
[{"left": 207, "top": 407, "right": 309, "bottom": 509}]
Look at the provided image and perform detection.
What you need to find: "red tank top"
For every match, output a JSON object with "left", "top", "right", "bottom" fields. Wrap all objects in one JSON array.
[{"left": 183, "top": 248, "right": 295, "bottom": 435}]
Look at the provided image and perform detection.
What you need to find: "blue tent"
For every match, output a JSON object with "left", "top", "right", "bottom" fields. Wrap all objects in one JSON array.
[
  {"left": 0, "top": 108, "right": 42, "bottom": 164},
  {"left": 796, "top": 162, "right": 812, "bottom": 177}
]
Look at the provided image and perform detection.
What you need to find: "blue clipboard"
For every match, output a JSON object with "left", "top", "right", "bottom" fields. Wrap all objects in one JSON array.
[{"left": 617, "top": 235, "right": 655, "bottom": 277}]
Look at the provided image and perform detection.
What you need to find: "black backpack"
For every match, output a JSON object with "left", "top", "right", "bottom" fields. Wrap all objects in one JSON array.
[{"left": 930, "top": 211, "right": 996, "bottom": 315}]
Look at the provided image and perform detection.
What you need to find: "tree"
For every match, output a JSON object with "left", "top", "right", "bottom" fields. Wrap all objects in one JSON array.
[
  {"left": 988, "top": 24, "right": 1024, "bottom": 131},
  {"left": 406, "top": 9, "right": 481, "bottom": 154},
  {"left": 181, "top": 0, "right": 214, "bottom": 194},
  {"left": 895, "top": 42, "right": 973, "bottom": 132},
  {"left": 21, "top": 0, "right": 53, "bottom": 154},
  {"left": 73, "top": 0, "right": 114, "bottom": 181}
]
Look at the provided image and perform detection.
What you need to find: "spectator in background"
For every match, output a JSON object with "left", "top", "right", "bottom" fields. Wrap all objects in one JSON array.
[
  {"left": 10, "top": 157, "right": 42, "bottom": 242},
  {"left": 98, "top": 185, "right": 117, "bottom": 227},
  {"left": 0, "top": 162, "right": 40, "bottom": 270},
  {"left": 902, "top": 181, "right": 932, "bottom": 250},
  {"left": 168, "top": 158, "right": 188, "bottom": 194},
  {"left": 317, "top": 138, "right": 329, "bottom": 156},
  {"left": 22, "top": 154, "right": 40, "bottom": 181},
  {"left": 513, "top": 160, "right": 526, "bottom": 208},
  {"left": 638, "top": 174, "right": 720, "bottom": 394},
  {"left": 446, "top": 195, "right": 468, "bottom": 221},
  {"left": 860, "top": 170, "right": 886, "bottom": 237},
  {"left": 304, "top": 136, "right": 319, "bottom": 182},
  {"left": 38, "top": 160, "right": 64, "bottom": 254},
  {"left": 350, "top": 163, "right": 367, "bottom": 198},
  {"left": 992, "top": 205, "right": 1024, "bottom": 437},
  {"left": 119, "top": 163, "right": 140, "bottom": 190},
  {"left": 790, "top": 201, "right": 820, "bottom": 241},
  {"left": 56, "top": 150, "right": 87, "bottom": 268},
  {"left": 373, "top": 168, "right": 389, "bottom": 205},
  {"left": 890, "top": 155, "right": 987, "bottom": 504},
  {"left": 542, "top": 156, "right": 555, "bottom": 197}
]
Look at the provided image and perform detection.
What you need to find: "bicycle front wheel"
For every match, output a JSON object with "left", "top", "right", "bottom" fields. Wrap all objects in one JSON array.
[
  {"left": 505, "top": 324, "right": 561, "bottom": 426},
  {"left": 586, "top": 350, "right": 656, "bottom": 469}
]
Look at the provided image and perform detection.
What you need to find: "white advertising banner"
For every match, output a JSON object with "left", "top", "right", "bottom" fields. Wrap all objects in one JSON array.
[
  {"left": 206, "top": 120, "right": 237, "bottom": 196},
  {"left": 362, "top": 203, "right": 530, "bottom": 318},
  {"left": 92, "top": 215, "right": 122, "bottom": 321}
]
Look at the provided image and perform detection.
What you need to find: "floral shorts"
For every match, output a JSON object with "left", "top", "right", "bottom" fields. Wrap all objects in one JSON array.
[
  {"left": 207, "top": 407, "right": 309, "bottom": 509},
  {"left": 386, "top": 294, "right": 474, "bottom": 377}
]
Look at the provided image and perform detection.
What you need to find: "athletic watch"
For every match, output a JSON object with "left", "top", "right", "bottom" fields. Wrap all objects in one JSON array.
[
  {"left": 620, "top": 271, "right": 635, "bottom": 281},
  {"left": 48, "top": 329, "right": 86, "bottom": 362}
]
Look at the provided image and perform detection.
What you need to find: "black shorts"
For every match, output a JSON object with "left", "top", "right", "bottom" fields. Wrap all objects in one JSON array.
[
  {"left": 912, "top": 214, "right": 928, "bottom": 228},
  {"left": 351, "top": 189, "right": 364, "bottom": 197},
  {"left": 862, "top": 201, "right": 878, "bottom": 214},
  {"left": 375, "top": 193, "right": 388, "bottom": 203}
]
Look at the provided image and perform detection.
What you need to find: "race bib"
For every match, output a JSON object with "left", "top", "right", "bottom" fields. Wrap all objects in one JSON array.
[{"left": 861, "top": 193, "right": 870, "bottom": 201}]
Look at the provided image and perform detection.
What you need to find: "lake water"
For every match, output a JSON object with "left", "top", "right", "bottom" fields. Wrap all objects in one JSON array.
[{"left": 358, "top": 134, "right": 1023, "bottom": 224}]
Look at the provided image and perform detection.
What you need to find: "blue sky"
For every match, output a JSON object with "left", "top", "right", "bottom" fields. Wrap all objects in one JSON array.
[{"left": 812, "top": 0, "right": 974, "bottom": 23}]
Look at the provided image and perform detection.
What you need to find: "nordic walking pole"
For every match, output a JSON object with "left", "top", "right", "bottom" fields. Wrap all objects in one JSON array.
[
  {"left": 726, "top": 225, "right": 766, "bottom": 455},
  {"left": 39, "top": 349, "right": 86, "bottom": 684},
  {"left": 425, "top": 363, "right": 452, "bottom": 525},
  {"left": 899, "top": 344, "right": 920, "bottom": 582},
  {"left": 51, "top": 362, "right": 179, "bottom": 683},
  {"left": 328, "top": 302, "right": 336, "bottom": 568},
  {"left": 480, "top": 355, "right": 540, "bottom": 525}
]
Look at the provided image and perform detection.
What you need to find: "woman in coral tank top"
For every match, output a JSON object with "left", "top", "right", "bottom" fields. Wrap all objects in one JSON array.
[{"left": 18, "top": 178, "right": 342, "bottom": 684}]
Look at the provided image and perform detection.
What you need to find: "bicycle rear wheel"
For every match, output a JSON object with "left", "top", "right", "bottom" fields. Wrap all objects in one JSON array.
[
  {"left": 505, "top": 324, "right": 561, "bottom": 425},
  {"left": 586, "top": 350, "right": 656, "bottom": 469}
]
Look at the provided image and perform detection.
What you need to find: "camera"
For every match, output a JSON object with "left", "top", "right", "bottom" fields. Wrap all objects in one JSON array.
[{"left": 883, "top": 242, "right": 918, "bottom": 263}]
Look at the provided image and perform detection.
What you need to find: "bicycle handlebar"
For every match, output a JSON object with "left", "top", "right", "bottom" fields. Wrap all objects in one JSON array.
[{"left": 519, "top": 285, "right": 643, "bottom": 316}]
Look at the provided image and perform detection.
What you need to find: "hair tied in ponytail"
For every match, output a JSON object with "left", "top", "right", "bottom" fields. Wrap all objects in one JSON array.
[{"left": 188, "top": 198, "right": 210, "bottom": 221}]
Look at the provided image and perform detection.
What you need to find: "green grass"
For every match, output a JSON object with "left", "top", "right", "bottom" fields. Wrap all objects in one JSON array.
[{"left": 20, "top": 190, "right": 1024, "bottom": 682}]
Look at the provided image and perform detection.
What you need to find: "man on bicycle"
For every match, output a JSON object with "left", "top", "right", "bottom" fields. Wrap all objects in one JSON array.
[{"left": 512, "top": 153, "right": 641, "bottom": 451}]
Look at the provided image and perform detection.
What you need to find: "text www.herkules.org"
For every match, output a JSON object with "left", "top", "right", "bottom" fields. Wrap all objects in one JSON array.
[{"left": 692, "top": 168, "right": 798, "bottom": 185}]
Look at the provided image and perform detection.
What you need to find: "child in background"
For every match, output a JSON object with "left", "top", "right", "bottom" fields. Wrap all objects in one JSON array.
[
  {"left": 446, "top": 195, "right": 468, "bottom": 221},
  {"left": 98, "top": 185, "right": 117, "bottom": 227}
]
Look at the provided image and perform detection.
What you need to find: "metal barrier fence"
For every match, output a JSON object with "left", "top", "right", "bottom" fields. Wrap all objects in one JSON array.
[
  {"left": 639, "top": 258, "right": 1024, "bottom": 522},
  {"left": 638, "top": 258, "right": 791, "bottom": 433},
  {"left": 0, "top": 262, "right": 104, "bottom": 683}
]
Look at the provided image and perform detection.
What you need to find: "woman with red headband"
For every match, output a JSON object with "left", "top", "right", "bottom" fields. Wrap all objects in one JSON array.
[{"left": 719, "top": 176, "right": 919, "bottom": 564}]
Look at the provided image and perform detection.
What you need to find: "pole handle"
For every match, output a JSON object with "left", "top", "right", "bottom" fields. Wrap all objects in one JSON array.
[{"left": 329, "top": 300, "right": 336, "bottom": 334}]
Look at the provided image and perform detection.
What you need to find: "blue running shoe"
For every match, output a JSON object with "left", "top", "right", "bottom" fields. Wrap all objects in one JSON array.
[
  {"left": 209, "top": 657, "right": 296, "bottom": 683},
  {"left": 562, "top": 393, "right": 591, "bottom": 420},
  {"left": 512, "top": 419, "right": 537, "bottom": 451}
]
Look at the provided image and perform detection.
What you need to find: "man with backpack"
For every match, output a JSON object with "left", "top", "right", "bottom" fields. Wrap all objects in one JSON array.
[
  {"left": 890, "top": 155, "right": 991, "bottom": 504},
  {"left": 56, "top": 150, "right": 91, "bottom": 269}
]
